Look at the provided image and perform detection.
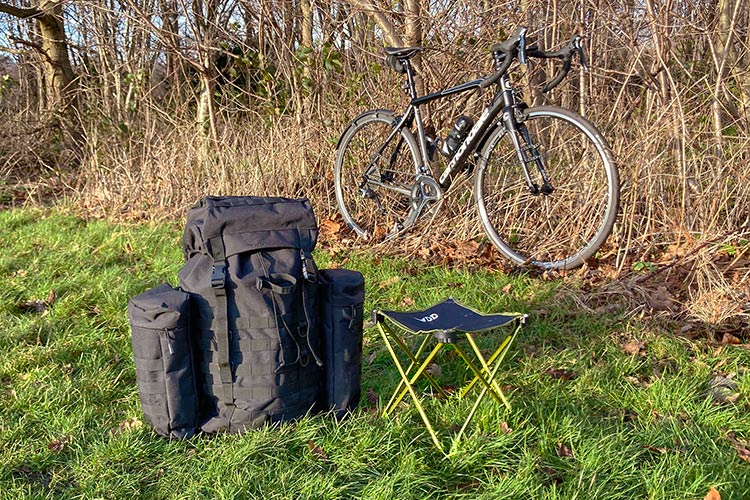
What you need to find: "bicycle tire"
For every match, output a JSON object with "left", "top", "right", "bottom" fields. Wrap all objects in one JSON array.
[
  {"left": 475, "top": 105, "right": 619, "bottom": 270},
  {"left": 334, "top": 109, "right": 421, "bottom": 241}
]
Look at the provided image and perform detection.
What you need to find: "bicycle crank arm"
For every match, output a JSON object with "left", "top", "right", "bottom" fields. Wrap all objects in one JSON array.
[{"left": 400, "top": 176, "right": 443, "bottom": 231}]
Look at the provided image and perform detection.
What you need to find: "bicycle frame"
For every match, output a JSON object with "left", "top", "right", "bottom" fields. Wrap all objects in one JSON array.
[
  {"left": 356, "top": 55, "right": 556, "bottom": 234},
  {"left": 337, "top": 29, "right": 618, "bottom": 270},
  {"left": 395, "top": 62, "right": 548, "bottom": 194}
]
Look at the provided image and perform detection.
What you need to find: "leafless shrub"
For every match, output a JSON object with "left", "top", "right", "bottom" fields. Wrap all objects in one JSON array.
[{"left": 2, "top": 0, "right": 750, "bottom": 323}]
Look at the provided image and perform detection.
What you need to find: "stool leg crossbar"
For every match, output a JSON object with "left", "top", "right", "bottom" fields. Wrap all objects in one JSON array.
[
  {"left": 375, "top": 302, "right": 526, "bottom": 455},
  {"left": 384, "top": 334, "right": 447, "bottom": 414}
]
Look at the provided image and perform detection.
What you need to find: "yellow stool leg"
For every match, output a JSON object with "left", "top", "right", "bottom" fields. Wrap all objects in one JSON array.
[
  {"left": 464, "top": 333, "right": 506, "bottom": 398},
  {"left": 451, "top": 345, "right": 510, "bottom": 452},
  {"left": 452, "top": 344, "right": 508, "bottom": 406},
  {"left": 384, "top": 333, "right": 447, "bottom": 413},
  {"left": 461, "top": 322, "right": 521, "bottom": 397},
  {"left": 379, "top": 324, "right": 446, "bottom": 452}
]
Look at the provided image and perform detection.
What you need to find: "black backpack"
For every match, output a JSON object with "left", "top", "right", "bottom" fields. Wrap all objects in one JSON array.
[
  {"left": 129, "top": 196, "right": 364, "bottom": 438},
  {"left": 179, "top": 196, "right": 323, "bottom": 433}
]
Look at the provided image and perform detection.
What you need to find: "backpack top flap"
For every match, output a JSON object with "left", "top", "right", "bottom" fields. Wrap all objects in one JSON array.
[
  {"left": 128, "top": 283, "right": 190, "bottom": 329},
  {"left": 320, "top": 269, "right": 365, "bottom": 306},
  {"left": 182, "top": 196, "right": 318, "bottom": 260}
]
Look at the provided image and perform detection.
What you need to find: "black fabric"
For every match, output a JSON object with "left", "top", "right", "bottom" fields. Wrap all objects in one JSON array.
[
  {"left": 129, "top": 196, "right": 370, "bottom": 438},
  {"left": 128, "top": 283, "right": 199, "bottom": 439},
  {"left": 207, "top": 234, "right": 234, "bottom": 410},
  {"left": 178, "top": 196, "right": 323, "bottom": 434},
  {"left": 318, "top": 269, "right": 364, "bottom": 419},
  {"left": 380, "top": 298, "right": 517, "bottom": 334},
  {"left": 182, "top": 196, "right": 318, "bottom": 261}
]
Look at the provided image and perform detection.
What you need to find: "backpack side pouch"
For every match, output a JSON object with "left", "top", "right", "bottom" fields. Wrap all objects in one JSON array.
[
  {"left": 318, "top": 269, "right": 365, "bottom": 419},
  {"left": 128, "top": 283, "right": 199, "bottom": 439}
]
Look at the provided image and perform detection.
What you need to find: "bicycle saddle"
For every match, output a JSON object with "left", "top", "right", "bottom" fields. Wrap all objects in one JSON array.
[{"left": 384, "top": 47, "right": 423, "bottom": 59}]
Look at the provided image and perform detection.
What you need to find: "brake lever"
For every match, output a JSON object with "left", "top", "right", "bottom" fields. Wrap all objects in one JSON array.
[
  {"left": 519, "top": 30, "right": 528, "bottom": 65},
  {"left": 573, "top": 35, "right": 589, "bottom": 72}
]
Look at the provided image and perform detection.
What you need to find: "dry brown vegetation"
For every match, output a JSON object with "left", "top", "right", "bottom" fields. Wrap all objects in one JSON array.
[{"left": 1, "top": 0, "right": 748, "bottom": 332}]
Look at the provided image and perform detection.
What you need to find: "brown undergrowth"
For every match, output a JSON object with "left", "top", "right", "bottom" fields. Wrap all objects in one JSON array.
[
  {"left": 0, "top": 116, "right": 73, "bottom": 210},
  {"left": 320, "top": 216, "right": 750, "bottom": 343}
]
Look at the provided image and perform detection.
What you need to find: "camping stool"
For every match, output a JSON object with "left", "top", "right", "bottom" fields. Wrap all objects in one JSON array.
[{"left": 373, "top": 298, "right": 527, "bottom": 454}]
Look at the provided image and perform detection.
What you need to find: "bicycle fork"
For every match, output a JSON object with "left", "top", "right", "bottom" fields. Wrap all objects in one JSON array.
[{"left": 502, "top": 110, "right": 554, "bottom": 196}]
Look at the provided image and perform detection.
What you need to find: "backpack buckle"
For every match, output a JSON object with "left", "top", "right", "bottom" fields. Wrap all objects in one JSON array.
[
  {"left": 300, "top": 249, "right": 316, "bottom": 281},
  {"left": 211, "top": 263, "right": 226, "bottom": 289}
]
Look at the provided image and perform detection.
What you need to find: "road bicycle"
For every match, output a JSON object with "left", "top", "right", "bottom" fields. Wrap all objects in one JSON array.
[{"left": 333, "top": 26, "right": 619, "bottom": 270}]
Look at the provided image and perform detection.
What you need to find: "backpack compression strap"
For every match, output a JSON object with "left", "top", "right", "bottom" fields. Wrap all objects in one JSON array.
[
  {"left": 298, "top": 229, "right": 323, "bottom": 367},
  {"left": 207, "top": 236, "right": 235, "bottom": 410}
]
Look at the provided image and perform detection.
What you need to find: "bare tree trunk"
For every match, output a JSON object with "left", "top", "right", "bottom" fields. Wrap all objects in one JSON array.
[
  {"left": 37, "top": 0, "right": 77, "bottom": 113},
  {"left": 0, "top": 0, "right": 82, "bottom": 150},
  {"left": 159, "top": 0, "right": 182, "bottom": 95},
  {"left": 299, "top": 0, "right": 314, "bottom": 121},
  {"left": 711, "top": 0, "right": 736, "bottom": 160},
  {"left": 192, "top": 0, "right": 220, "bottom": 140},
  {"left": 643, "top": 0, "right": 671, "bottom": 104},
  {"left": 301, "top": 0, "right": 314, "bottom": 49}
]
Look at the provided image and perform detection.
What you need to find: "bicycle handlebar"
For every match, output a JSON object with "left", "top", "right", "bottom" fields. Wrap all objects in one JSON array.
[
  {"left": 479, "top": 26, "right": 527, "bottom": 89},
  {"left": 479, "top": 26, "right": 587, "bottom": 92}
]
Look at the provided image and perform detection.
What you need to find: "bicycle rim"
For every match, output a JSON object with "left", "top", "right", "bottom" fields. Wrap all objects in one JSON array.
[
  {"left": 475, "top": 106, "right": 619, "bottom": 270},
  {"left": 334, "top": 110, "right": 420, "bottom": 241}
]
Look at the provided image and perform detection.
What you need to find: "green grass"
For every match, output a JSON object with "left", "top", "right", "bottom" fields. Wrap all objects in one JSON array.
[{"left": 1, "top": 207, "right": 749, "bottom": 499}]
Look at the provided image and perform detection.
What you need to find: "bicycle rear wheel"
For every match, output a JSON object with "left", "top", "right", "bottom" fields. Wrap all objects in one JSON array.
[
  {"left": 334, "top": 110, "right": 421, "bottom": 241},
  {"left": 475, "top": 106, "right": 619, "bottom": 270}
]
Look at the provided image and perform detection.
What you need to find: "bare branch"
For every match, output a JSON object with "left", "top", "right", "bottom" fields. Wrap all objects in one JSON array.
[
  {"left": 344, "top": 0, "right": 404, "bottom": 47},
  {"left": 0, "top": 1, "right": 42, "bottom": 19}
]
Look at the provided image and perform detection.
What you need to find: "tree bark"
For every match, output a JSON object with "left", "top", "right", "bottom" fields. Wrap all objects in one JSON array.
[
  {"left": 0, "top": 0, "right": 81, "bottom": 149},
  {"left": 343, "top": 0, "right": 404, "bottom": 47},
  {"left": 301, "top": 0, "right": 314, "bottom": 49},
  {"left": 158, "top": 0, "right": 182, "bottom": 94}
]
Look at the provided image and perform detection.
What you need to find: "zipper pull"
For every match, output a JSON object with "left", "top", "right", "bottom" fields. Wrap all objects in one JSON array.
[{"left": 163, "top": 329, "right": 175, "bottom": 355}]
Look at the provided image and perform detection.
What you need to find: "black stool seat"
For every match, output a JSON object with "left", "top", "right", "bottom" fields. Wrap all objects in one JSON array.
[{"left": 379, "top": 298, "right": 518, "bottom": 334}]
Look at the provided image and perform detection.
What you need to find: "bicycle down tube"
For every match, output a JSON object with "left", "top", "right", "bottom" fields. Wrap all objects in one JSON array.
[{"left": 362, "top": 111, "right": 416, "bottom": 197}]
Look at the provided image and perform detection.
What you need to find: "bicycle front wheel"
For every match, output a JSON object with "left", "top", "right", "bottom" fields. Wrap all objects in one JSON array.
[
  {"left": 475, "top": 106, "right": 619, "bottom": 270},
  {"left": 334, "top": 109, "right": 421, "bottom": 241}
]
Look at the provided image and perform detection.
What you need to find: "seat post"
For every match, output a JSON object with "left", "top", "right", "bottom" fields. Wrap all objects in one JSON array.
[
  {"left": 404, "top": 61, "right": 419, "bottom": 100},
  {"left": 402, "top": 59, "right": 433, "bottom": 168}
]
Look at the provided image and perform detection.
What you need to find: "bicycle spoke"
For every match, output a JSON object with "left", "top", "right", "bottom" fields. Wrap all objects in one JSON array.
[
  {"left": 335, "top": 111, "right": 419, "bottom": 240},
  {"left": 476, "top": 107, "right": 618, "bottom": 269}
]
